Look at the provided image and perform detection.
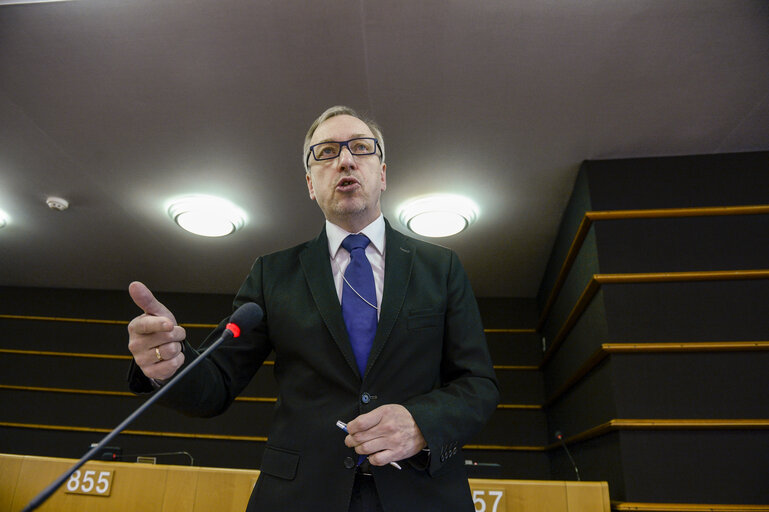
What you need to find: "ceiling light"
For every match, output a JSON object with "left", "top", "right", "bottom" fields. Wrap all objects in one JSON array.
[
  {"left": 0, "top": 209, "right": 9, "bottom": 229},
  {"left": 167, "top": 195, "right": 247, "bottom": 237},
  {"left": 398, "top": 194, "right": 479, "bottom": 238}
]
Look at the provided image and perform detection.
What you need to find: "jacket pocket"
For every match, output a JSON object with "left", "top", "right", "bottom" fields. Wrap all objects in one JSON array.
[
  {"left": 407, "top": 309, "right": 443, "bottom": 330},
  {"left": 260, "top": 445, "right": 300, "bottom": 480}
]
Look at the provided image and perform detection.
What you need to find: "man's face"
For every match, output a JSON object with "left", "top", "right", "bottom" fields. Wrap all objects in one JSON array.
[{"left": 305, "top": 114, "right": 387, "bottom": 231}]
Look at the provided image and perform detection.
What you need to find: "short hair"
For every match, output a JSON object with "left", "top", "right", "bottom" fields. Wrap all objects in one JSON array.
[{"left": 303, "top": 105, "right": 385, "bottom": 173}]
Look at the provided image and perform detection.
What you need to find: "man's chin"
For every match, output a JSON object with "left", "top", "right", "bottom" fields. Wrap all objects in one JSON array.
[{"left": 332, "top": 200, "right": 367, "bottom": 217}]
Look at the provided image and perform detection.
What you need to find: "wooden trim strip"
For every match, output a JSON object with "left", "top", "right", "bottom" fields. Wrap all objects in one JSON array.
[
  {"left": 603, "top": 341, "right": 769, "bottom": 353},
  {"left": 545, "top": 341, "right": 769, "bottom": 407},
  {"left": 0, "top": 384, "right": 279, "bottom": 403},
  {"left": 178, "top": 323, "right": 218, "bottom": 329},
  {"left": 234, "top": 396, "right": 277, "bottom": 403},
  {"left": 544, "top": 346, "right": 609, "bottom": 407},
  {"left": 556, "top": 419, "right": 769, "bottom": 447},
  {"left": 612, "top": 501, "right": 769, "bottom": 511},
  {"left": 0, "top": 348, "right": 132, "bottom": 360},
  {"left": 0, "top": 314, "right": 128, "bottom": 325},
  {"left": 540, "top": 278, "right": 601, "bottom": 367},
  {"left": 494, "top": 364, "right": 539, "bottom": 371},
  {"left": 0, "top": 348, "right": 276, "bottom": 365},
  {"left": 590, "top": 204, "right": 769, "bottom": 221},
  {"left": 594, "top": 269, "right": 769, "bottom": 284},
  {"left": 0, "top": 384, "right": 134, "bottom": 397},
  {"left": 609, "top": 419, "right": 769, "bottom": 429},
  {"left": 0, "top": 421, "right": 268, "bottom": 442},
  {"left": 484, "top": 328, "right": 537, "bottom": 334},
  {"left": 0, "top": 313, "right": 216, "bottom": 329},
  {"left": 497, "top": 404, "right": 542, "bottom": 410},
  {"left": 541, "top": 269, "right": 769, "bottom": 368},
  {"left": 537, "top": 205, "right": 769, "bottom": 331},
  {"left": 474, "top": 417, "right": 769, "bottom": 450},
  {"left": 537, "top": 214, "right": 593, "bottom": 331}
]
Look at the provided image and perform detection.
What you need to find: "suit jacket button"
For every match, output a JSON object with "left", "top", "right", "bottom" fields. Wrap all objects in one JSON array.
[
  {"left": 361, "top": 392, "right": 371, "bottom": 404},
  {"left": 344, "top": 456, "right": 355, "bottom": 469}
]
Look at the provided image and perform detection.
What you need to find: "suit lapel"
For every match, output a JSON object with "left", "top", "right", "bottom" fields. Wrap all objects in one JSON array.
[
  {"left": 299, "top": 228, "right": 360, "bottom": 378},
  {"left": 364, "top": 222, "right": 415, "bottom": 377}
]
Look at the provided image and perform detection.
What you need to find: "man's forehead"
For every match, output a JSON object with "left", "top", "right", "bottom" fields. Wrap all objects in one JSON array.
[{"left": 311, "top": 115, "right": 373, "bottom": 143}]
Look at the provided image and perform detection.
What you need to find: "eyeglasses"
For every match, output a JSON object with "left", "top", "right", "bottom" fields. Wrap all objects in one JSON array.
[{"left": 306, "top": 137, "right": 381, "bottom": 166}]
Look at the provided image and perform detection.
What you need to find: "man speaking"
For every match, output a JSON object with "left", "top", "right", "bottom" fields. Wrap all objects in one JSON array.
[{"left": 127, "top": 105, "right": 499, "bottom": 511}]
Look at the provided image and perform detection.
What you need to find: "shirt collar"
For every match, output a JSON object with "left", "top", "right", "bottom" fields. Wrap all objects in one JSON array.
[{"left": 326, "top": 214, "right": 385, "bottom": 258}]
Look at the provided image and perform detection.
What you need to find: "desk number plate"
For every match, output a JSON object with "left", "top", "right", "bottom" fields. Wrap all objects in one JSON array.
[
  {"left": 65, "top": 469, "right": 114, "bottom": 497},
  {"left": 473, "top": 489, "right": 505, "bottom": 512}
]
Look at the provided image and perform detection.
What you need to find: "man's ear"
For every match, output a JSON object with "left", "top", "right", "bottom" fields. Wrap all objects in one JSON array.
[
  {"left": 380, "top": 163, "right": 387, "bottom": 191},
  {"left": 306, "top": 171, "right": 316, "bottom": 200}
]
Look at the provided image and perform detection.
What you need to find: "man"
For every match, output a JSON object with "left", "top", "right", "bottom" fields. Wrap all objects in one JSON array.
[{"left": 127, "top": 106, "right": 499, "bottom": 511}]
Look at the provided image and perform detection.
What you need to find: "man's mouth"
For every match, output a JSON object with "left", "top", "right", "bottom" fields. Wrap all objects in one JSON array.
[{"left": 336, "top": 177, "right": 360, "bottom": 190}]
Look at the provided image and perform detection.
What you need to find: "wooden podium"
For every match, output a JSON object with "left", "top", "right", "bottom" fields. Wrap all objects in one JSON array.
[{"left": 1, "top": 454, "right": 609, "bottom": 512}]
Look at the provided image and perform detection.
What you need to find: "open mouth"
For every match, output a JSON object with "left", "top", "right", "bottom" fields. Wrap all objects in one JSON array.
[{"left": 336, "top": 177, "right": 360, "bottom": 190}]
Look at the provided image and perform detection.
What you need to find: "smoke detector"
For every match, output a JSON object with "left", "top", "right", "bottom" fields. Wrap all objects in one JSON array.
[{"left": 46, "top": 197, "right": 69, "bottom": 211}]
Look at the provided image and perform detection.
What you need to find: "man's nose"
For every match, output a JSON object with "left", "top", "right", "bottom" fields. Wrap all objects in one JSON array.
[{"left": 336, "top": 145, "right": 357, "bottom": 169}]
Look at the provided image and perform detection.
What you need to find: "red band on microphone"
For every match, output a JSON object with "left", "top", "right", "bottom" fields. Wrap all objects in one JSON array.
[{"left": 226, "top": 322, "right": 241, "bottom": 338}]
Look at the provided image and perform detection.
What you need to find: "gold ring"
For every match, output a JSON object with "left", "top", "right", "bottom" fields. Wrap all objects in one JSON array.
[{"left": 155, "top": 347, "right": 163, "bottom": 362}]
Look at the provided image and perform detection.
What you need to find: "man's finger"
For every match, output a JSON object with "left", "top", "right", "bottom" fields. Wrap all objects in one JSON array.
[
  {"left": 129, "top": 314, "right": 173, "bottom": 335},
  {"left": 128, "top": 281, "right": 177, "bottom": 324},
  {"left": 347, "top": 407, "right": 383, "bottom": 434}
]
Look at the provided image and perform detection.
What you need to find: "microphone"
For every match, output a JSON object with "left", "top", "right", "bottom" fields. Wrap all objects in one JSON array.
[
  {"left": 22, "top": 302, "right": 263, "bottom": 512},
  {"left": 119, "top": 450, "right": 195, "bottom": 465},
  {"left": 554, "top": 430, "right": 581, "bottom": 481}
]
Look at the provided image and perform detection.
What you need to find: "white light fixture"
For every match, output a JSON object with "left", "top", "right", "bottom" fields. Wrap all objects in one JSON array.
[
  {"left": 167, "top": 195, "right": 247, "bottom": 237},
  {"left": 0, "top": 209, "right": 9, "bottom": 229},
  {"left": 398, "top": 194, "right": 479, "bottom": 238}
]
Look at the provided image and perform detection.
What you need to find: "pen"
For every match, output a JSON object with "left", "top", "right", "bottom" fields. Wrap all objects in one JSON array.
[{"left": 336, "top": 420, "right": 402, "bottom": 470}]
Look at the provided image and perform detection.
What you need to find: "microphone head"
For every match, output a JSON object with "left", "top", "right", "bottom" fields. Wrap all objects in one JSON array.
[{"left": 226, "top": 302, "right": 263, "bottom": 338}]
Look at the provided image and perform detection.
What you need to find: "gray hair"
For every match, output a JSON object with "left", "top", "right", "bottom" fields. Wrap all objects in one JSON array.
[{"left": 303, "top": 105, "right": 385, "bottom": 173}]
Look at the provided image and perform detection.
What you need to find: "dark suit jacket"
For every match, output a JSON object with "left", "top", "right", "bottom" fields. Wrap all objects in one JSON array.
[{"left": 129, "top": 220, "right": 499, "bottom": 511}]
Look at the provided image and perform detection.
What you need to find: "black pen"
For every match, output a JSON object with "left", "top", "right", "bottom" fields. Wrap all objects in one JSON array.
[{"left": 336, "top": 420, "right": 402, "bottom": 470}]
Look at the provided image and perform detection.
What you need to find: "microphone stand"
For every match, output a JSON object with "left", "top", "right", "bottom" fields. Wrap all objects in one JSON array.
[
  {"left": 22, "top": 331, "right": 234, "bottom": 512},
  {"left": 554, "top": 430, "right": 581, "bottom": 481}
]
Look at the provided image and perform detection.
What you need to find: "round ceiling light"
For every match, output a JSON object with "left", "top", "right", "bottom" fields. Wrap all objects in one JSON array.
[
  {"left": 0, "top": 209, "right": 9, "bottom": 229},
  {"left": 398, "top": 194, "right": 479, "bottom": 238},
  {"left": 167, "top": 195, "right": 247, "bottom": 237}
]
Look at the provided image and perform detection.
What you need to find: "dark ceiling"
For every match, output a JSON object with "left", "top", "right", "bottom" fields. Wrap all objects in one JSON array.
[{"left": 1, "top": 0, "right": 767, "bottom": 299}]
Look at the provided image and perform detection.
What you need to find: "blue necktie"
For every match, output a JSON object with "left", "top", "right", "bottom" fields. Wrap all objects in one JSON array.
[{"left": 341, "top": 234, "right": 377, "bottom": 377}]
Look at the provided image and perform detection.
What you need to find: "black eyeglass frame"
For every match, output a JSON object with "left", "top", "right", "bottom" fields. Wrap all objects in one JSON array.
[{"left": 306, "top": 137, "right": 382, "bottom": 166}]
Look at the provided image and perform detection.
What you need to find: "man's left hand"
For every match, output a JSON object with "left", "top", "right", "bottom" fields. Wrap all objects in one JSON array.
[{"left": 345, "top": 404, "right": 427, "bottom": 466}]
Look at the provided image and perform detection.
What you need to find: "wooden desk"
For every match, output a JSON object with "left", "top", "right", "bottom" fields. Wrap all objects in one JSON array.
[
  {"left": 468, "top": 478, "right": 610, "bottom": 512},
  {"left": 2, "top": 454, "right": 257, "bottom": 512},
  {"left": 1, "top": 454, "right": 609, "bottom": 512}
]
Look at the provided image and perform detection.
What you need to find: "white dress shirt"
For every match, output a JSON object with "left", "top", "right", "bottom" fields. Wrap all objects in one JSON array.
[{"left": 325, "top": 215, "right": 386, "bottom": 319}]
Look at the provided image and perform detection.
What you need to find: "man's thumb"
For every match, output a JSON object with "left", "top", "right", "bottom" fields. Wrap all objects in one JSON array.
[{"left": 128, "top": 281, "right": 177, "bottom": 324}]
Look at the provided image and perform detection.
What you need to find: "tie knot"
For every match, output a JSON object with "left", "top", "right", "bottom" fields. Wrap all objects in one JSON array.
[{"left": 342, "top": 234, "right": 371, "bottom": 253}]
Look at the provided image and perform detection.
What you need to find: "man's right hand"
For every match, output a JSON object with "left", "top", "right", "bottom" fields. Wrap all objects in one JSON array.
[{"left": 127, "top": 281, "right": 186, "bottom": 381}]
